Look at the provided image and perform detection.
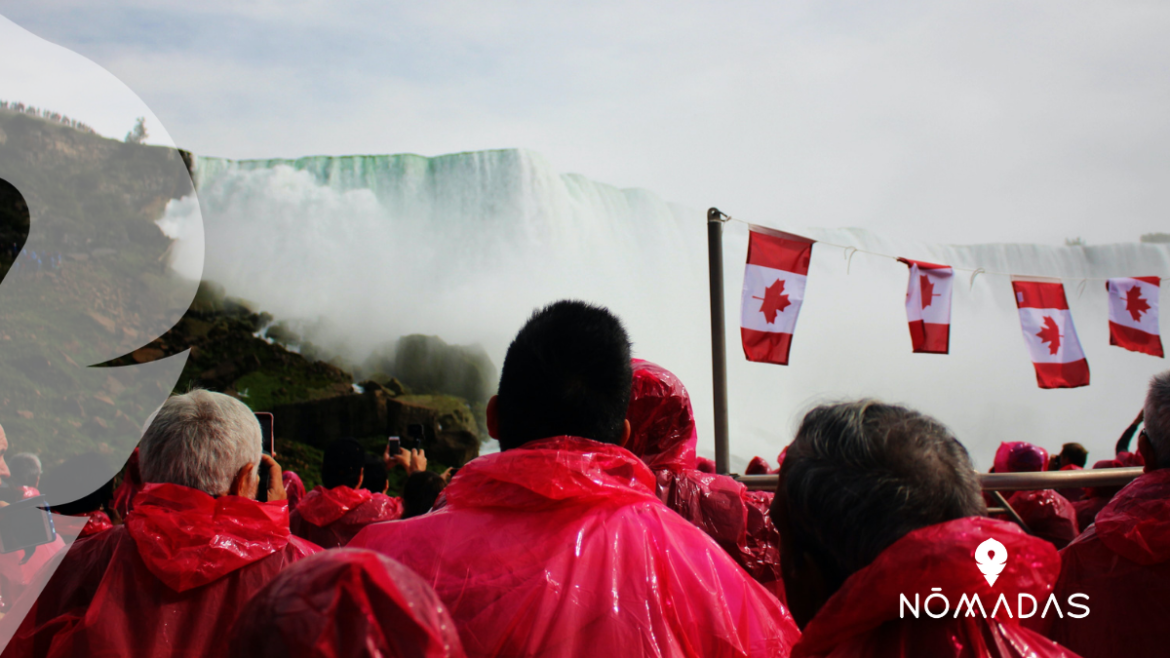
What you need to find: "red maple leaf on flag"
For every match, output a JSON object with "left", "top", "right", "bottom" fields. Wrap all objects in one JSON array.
[
  {"left": 1125, "top": 285, "right": 1152, "bottom": 322},
  {"left": 1036, "top": 316, "right": 1062, "bottom": 355},
  {"left": 754, "top": 279, "right": 791, "bottom": 324},
  {"left": 920, "top": 275, "right": 937, "bottom": 310}
]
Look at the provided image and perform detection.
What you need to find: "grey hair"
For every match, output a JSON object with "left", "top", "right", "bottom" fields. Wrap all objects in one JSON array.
[
  {"left": 777, "top": 400, "right": 985, "bottom": 583},
  {"left": 1144, "top": 371, "right": 1170, "bottom": 468},
  {"left": 8, "top": 453, "right": 42, "bottom": 488},
  {"left": 139, "top": 390, "right": 262, "bottom": 496}
]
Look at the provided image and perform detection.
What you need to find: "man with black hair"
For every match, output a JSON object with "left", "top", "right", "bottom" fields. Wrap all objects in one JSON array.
[
  {"left": 491, "top": 299, "right": 634, "bottom": 450},
  {"left": 352, "top": 300, "right": 799, "bottom": 658},
  {"left": 290, "top": 438, "right": 407, "bottom": 548}
]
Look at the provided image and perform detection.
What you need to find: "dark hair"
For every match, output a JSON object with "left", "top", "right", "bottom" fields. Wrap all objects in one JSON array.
[
  {"left": 39, "top": 452, "right": 115, "bottom": 515},
  {"left": 360, "top": 455, "right": 388, "bottom": 494},
  {"left": 402, "top": 471, "right": 446, "bottom": 519},
  {"left": 1059, "top": 442, "right": 1089, "bottom": 469},
  {"left": 8, "top": 454, "right": 41, "bottom": 488},
  {"left": 775, "top": 400, "right": 985, "bottom": 588},
  {"left": 495, "top": 301, "right": 633, "bottom": 450},
  {"left": 321, "top": 439, "right": 366, "bottom": 489}
]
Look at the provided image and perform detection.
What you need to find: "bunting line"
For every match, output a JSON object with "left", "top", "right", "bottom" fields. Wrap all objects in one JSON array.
[{"left": 716, "top": 213, "right": 1166, "bottom": 284}]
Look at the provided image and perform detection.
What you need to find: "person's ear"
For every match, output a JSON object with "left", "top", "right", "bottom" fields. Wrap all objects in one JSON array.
[
  {"left": 1139, "top": 431, "right": 1156, "bottom": 474},
  {"left": 620, "top": 419, "right": 631, "bottom": 448},
  {"left": 486, "top": 395, "right": 500, "bottom": 440},
  {"left": 228, "top": 462, "right": 257, "bottom": 498}
]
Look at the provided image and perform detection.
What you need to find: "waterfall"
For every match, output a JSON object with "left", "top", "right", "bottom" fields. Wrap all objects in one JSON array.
[{"left": 165, "top": 148, "right": 1170, "bottom": 470}]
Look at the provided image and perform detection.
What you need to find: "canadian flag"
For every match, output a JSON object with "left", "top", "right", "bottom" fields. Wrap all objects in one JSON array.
[
  {"left": 1011, "top": 276, "right": 1089, "bottom": 389},
  {"left": 898, "top": 258, "right": 953, "bottom": 354},
  {"left": 1107, "top": 277, "right": 1163, "bottom": 357},
  {"left": 740, "top": 226, "right": 814, "bottom": 365}
]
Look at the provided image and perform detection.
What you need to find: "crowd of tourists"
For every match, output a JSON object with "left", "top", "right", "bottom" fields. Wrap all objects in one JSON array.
[{"left": 0, "top": 299, "right": 1165, "bottom": 657}]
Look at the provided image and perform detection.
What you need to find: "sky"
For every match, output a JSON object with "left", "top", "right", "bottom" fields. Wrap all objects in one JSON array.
[
  {"left": 2, "top": 1, "right": 1169, "bottom": 247},
  {"left": 3, "top": 2, "right": 1170, "bottom": 468}
]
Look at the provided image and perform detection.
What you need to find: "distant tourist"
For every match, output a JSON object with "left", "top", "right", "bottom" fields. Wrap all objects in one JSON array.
[
  {"left": 288, "top": 438, "right": 408, "bottom": 548},
  {"left": 1043, "top": 371, "right": 1170, "bottom": 658},
  {"left": 625, "top": 358, "right": 784, "bottom": 599},
  {"left": 7, "top": 453, "right": 40, "bottom": 495}
]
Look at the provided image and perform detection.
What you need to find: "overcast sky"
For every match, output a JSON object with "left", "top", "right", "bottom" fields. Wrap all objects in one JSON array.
[{"left": 2, "top": 1, "right": 1169, "bottom": 246}]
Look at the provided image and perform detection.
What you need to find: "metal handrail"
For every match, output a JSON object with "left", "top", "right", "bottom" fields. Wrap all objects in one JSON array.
[{"left": 734, "top": 467, "right": 1144, "bottom": 492}]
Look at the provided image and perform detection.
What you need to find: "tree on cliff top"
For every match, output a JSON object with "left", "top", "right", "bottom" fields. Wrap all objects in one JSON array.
[{"left": 125, "top": 117, "right": 148, "bottom": 145}]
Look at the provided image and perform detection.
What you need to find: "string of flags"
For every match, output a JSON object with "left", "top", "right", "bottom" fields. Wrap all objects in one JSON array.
[{"left": 735, "top": 221, "right": 1164, "bottom": 389}]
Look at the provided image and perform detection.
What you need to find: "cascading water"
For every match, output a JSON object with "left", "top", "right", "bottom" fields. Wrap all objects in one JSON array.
[{"left": 165, "top": 148, "right": 1170, "bottom": 469}]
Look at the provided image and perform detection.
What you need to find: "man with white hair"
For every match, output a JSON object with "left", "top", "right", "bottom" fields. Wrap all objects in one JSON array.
[
  {"left": 3, "top": 390, "right": 320, "bottom": 658},
  {"left": 1044, "top": 371, "right": 1170, "bottom": 658}
]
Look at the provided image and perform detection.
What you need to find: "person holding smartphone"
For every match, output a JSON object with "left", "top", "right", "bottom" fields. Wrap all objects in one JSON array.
[
  {"left": 289, "top": 438, "right": 424, "bottom": 549},
  {"left": 3, "top": 390, "right": 320, "bottom": 658}
]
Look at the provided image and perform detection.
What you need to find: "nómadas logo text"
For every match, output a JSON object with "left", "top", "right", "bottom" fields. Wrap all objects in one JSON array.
[{"left": 899, "top": 537, "right": 1089, "bottom": 620}]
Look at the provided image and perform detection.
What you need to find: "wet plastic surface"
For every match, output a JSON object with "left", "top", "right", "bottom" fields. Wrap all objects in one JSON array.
[
  {"left": 793, "top": 517, "right": 1078, "bottom": 658},
  {"left": 1007, "top": 490, "right": 1079, "bottom": 549},
  {"left": 229, "top": 548, "right": 466, "bottom": 658},
  {"left": 1043, "top": 469, "right": 1170, "bottom": 658},
  {"left": 626, "top": 360, "right": 785, "bottom": 599},
  {"left": 290, "top": 485, "right": 403, "bottom": 549},
  {"left": 76, "top": 511, "right": 113, "bottom": 538},
  {"left": 626, "top": 359, "right": 697, "bottom": 473},
  {"left": 994, "top": 442, "right": 1049, "bottom": 474},
  {"left": 282, "top": 471, "right": 306, "bottom": 512},
  {"left": 350, "top": 435, "right": 800, "bottom": 658},
  {"left": 1, "top": 483, "right": 320, "bottom": 658}
]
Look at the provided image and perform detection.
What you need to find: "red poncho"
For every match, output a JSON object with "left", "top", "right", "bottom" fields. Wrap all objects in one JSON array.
[
  {"left": 350, "top": 436, "right": 800, "bottom": 658},
  {"left": 0, "top": 538, "right": 66, "bottom": 617},
  {"left": 1043, "top": 468, "right": 1170, "bottom": 658},
  {"left": 110, "top": 448, "right": 143, "bottom": 521},
  {"left": 627, "top": 360, "right": 785, "bottom": 598},
  {"left": 792, "top": 517, "right": 1076, "bottom": 658},
  {"left": 229, "top": 548, "right": 466, "bottom": 658},
  {"left": 1006, "top": 490, "right": 1080, "bottom": 549},
  {"left": 289, "top": 485, "right": 403, "bottom": 549},
  {"left": 281, "top": 471, "right": 306, "bottom": 512},
  {"left": 77, "top": 511, "right": 114, "bottom": 538},
  {"left": 992, "top": 442, "right": 1079, "bottom": 549},
  {"left": 1, "top": 483, "right": 320, "bottom": 658}
]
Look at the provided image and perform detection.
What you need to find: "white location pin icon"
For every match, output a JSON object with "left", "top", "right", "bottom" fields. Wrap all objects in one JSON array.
[{"left": 975, "top": 538, "right": 1008, "bottom": 586}]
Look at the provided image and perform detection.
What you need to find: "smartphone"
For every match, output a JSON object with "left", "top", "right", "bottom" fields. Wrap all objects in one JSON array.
[
  {"left": 255, "top": 412, "right": 274, "bottom": 502},
  {"left": 388, "top": 436, "right": 401, "bottom": 455},
  {"left": 404, "top": 423, "right": 425, "bottom": 450},
  {"left": 0, "top": 495, "right": 56, "bottom": 554}
]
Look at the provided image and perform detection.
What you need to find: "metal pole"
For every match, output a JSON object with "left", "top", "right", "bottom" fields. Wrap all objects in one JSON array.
[
  {"left": 707, "top": 208, "right": 731, "bottom": 475},
  {"left": 990, "top": 491, "right": 1030, "bottom": 533},
  {"left": 735, "top": 466, "right": 1145, "bottom": 492}
]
